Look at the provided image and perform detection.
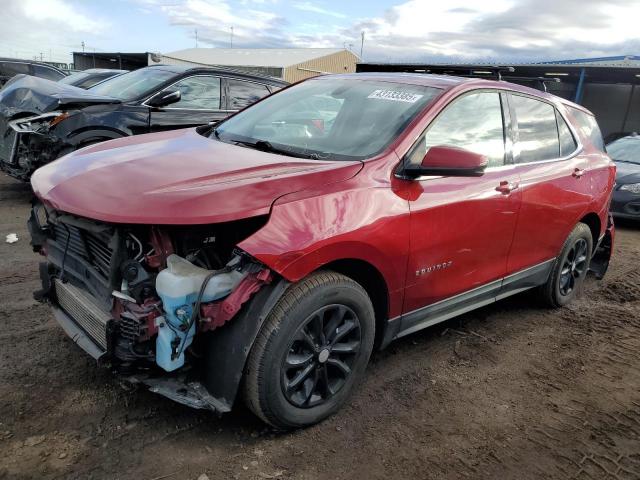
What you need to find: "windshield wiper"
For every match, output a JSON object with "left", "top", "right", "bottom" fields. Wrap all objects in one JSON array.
[{"left": 232, "top": 139, "right": 321, "bottom": 159}]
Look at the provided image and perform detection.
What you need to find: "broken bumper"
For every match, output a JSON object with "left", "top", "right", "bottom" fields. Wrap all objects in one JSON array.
[
  {"left": 0, "top": 121, "right": 66, "bottom": 180},
  {"left": 44, "top": 272, "right": 233, "bottom": 415}
]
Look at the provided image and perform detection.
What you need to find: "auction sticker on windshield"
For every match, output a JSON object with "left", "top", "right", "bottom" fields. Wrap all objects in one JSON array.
[{"left": 368, "top": 89, "right": 424, "bottom": 103}]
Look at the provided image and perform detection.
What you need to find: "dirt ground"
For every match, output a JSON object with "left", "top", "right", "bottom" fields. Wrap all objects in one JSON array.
[{"left": 1, "top": 172, "right": 639, "bottom": 480}]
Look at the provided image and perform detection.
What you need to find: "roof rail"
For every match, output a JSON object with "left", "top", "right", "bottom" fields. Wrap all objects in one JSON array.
[{"left": 409, "top": 65, "right": 515, "bottom": 80}]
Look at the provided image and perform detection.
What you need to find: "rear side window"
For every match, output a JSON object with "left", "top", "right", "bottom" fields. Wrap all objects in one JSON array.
[
  {"left": 228, "top": 80, "right": 271, "bottom": 109},
  {"left": 556, "top": 111, "right": 578, "bottom": 156},
  {"left": 569, "top": 107, "right": 605, "bottom": 151},
  {"left": 511, "top": 95, "right": 559, "bottom": 163},
  {"left": 32, "top": 65, "right": 64, "bottom": 81},
  {"left": 407, "top": 91, "right": 506, "bottom": 167}
]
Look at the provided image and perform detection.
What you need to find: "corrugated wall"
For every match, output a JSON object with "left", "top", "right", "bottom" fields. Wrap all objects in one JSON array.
[{"left": 284, "top": 50, "right": 359, "bottom": 83}]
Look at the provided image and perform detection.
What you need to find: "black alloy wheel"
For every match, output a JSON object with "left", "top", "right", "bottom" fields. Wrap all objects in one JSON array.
[
  {"left": 243, "top": 271, "right": 375, "bottom": 429},
  {"left": 281, "top": 304, "right": 361, "bottom": 408},
  {"left": 539, "top": 222, "right": 593, "bottom": 308},
  {"left": 558, "top": 238, "right": 589, "bottom": 297}
]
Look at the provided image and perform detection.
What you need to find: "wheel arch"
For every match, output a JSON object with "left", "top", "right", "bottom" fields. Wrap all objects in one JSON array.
[
  {"left": 579, "top": 212, "right": 601, "bottom": 250},
  {"left": 317, "top": 258, "right": 390, "bottom": 349},
  {"left": 66, "top": 127, "right": 127, "bottom": 148}
]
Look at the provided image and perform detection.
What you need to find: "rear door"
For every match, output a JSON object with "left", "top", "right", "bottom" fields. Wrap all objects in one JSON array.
[
  {"left": 148, "top": 75, "right": 227, "bottom": 132},
  {"left": 401, "top": 90, "right": 521, "bottom": 334},
  {"left": 505, "top": 93, "right": 590, "bottom": 276}
]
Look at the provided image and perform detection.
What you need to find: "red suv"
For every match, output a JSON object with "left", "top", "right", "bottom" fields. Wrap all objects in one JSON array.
[{"left": 29, "top": 73, "right": 615, "bottom": 429}]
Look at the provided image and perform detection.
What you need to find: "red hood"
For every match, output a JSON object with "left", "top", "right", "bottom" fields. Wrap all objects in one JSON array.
[{"left": 31, "top": 128, "right": 362, "bottom": 224}]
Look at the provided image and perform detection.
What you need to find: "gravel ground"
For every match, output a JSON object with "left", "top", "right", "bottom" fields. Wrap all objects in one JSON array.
[{"left": 1, "top": 172, "right": 639, "bottom": 480}]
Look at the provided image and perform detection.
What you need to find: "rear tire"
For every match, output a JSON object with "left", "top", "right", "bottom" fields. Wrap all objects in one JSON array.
[
  {"left": 243, "top": 271, "right": 375, "bottom": 430},
  {"left": 539, "top": 222, "right": 593, "bottom": 308}
]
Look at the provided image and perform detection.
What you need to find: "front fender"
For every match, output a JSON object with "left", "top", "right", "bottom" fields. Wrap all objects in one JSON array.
[{"left": 238, "top": 186, "right": 410, "bottom": 318}]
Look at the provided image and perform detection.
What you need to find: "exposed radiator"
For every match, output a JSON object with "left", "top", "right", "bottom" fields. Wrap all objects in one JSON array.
[
  {"left": 52, "top": 222, "right": 114, "bottom": 279},
  {"left": 54, "top": 279, "right": 110, "bottom": 350}
]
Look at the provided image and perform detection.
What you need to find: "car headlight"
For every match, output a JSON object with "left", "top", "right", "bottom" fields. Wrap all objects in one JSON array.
[
  {"left": 620, "top": 183, "right": 640, "bottom": 194},
  {"left": 9, "top": 111, "right": 70, "bottom": 133}
]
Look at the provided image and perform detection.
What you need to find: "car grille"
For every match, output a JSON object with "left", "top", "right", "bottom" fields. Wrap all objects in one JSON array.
[
  {"left": 0, "top": 123, "right": 18, "bottom": 165},
  {"left": 54, "top": 279, "right": 110, "bottom": 350},
  {"left": 53, "top": 223, "right": 114, "bottom": 278}
]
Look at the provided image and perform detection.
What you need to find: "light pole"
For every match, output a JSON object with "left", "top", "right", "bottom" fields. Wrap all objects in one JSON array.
[{"left": 230, "top": 26, "right": 234, "bottom": 48}]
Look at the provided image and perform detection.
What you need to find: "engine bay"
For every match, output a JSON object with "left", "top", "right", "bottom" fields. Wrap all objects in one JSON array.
[{"left": 29, "top": 202, "right": 271, "bottom": 376}]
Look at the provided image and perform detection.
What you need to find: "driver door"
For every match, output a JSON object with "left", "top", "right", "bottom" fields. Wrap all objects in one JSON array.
[
  {"left": 401, "top": 90, "right": 521, "bottom": 334},
  {"left": 148, "top": 75, "right": 227, "bottom": 132}
]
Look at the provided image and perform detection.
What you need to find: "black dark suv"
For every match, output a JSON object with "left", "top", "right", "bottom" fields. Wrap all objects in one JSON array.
[{"left": 0, "top": 65, "right": 287, "bottom": 180}]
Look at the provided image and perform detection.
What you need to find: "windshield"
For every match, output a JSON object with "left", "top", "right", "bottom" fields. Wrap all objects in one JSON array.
[
  {"left": 607, "top": 136, "right": 640, "bottom": 165},
  {"left": 212, "top": 78, "right": 441, "bottom": 160},
  {"left": 89, "top": 68, "right": 175, "bottom": 101}
]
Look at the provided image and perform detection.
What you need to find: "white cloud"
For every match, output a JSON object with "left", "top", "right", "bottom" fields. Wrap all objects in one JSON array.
[
  {"left": 22, "top": 0, "right": 104, "bottom": 33},
  {"left": 147, "top": 0, "right": 287, "bottom": 47},
  {"left": 293, "top": 2, "right": 346, "bottom": 19},
  {"left": 0, "top": 0, "right": 108, "bottom": 63},
  {"left": 291, "top": 0, "right": 640, "bottom": 61}
]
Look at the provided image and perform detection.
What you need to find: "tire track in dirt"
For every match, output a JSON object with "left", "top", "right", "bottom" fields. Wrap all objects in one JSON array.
[{"left": 517, "top": 266, "right": 640, "bottom": 480}]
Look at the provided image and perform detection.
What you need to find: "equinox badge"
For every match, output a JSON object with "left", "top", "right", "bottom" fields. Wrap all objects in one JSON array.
[{"left": 416, "top": 261, "right": 453, "bottom": 276}]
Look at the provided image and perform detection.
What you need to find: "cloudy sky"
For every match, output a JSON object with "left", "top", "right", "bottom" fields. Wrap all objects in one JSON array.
[{"left": 2, "top": 0, "right": 640, "bottom": 65}]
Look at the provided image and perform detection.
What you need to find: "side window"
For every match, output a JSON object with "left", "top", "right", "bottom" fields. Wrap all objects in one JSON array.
[
  {"left": 165, "top": 76, "right": 221, "bottom": 110},
  {"left": 569, "top": 107, "right": 605, "bottom": 152},
  {"left": 556, "top": 110, "right": 577, "bottom": 157},
  {"left": 511, "top": 95, "right": 560, "bottom": 163},
  {"left": 32, "top": 65, "right": 64, "bottom": 81},
  {"left": 228, "top": 80, "right": 271, "bottom": 109},
  {"left": 407, "top": 91, "right": 506, "bottom": 167},
  {"left": 1, "top": 62, "right": 29, "bottom": 76}
]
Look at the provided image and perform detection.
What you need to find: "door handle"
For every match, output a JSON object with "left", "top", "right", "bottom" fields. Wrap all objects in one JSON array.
[
  {"left": 572, "top": 168, "right": 585, "bottom": 178},
  {"left": 496, "top": 180, "right": 519, "bottom": 194}
]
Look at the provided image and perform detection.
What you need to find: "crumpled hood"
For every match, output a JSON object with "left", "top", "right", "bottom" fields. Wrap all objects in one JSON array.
[
  {"left": 0, "top": 74, "right": 119, "bottom": 117},
  {"left": 31, "top": 128, "right": 362, "bottom": 224},
  {"left": 614, "top": 161, "right": 640, "bottom": 185}
]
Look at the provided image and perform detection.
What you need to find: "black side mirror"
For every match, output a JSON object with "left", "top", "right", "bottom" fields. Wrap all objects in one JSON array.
[{"left": 147, "top": 89, "right": 181, "bottom": 108}]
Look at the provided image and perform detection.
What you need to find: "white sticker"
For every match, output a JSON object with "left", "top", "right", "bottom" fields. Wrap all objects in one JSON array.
[{"left": 367, "top": 89, "right": 424, "bottom": 103}]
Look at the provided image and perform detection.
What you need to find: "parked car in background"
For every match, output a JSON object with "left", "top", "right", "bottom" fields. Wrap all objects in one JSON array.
[
  {"left": 0, "top": 65, "right": 287, "bottom": 180},
  {"left": 29, "top": 73, "right": 614, "bottom": 429},
  {"left": 58, "top": 68, "right": 128, "bottom": 89},
  {"left": 607, "top": 133, "right": 640, "bottom": 220},
  {"left": 0, "top": 58, "right": 66, "bottom": 87}
]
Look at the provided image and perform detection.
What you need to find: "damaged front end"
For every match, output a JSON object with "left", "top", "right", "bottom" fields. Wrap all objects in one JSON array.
[
  {"left": 0, "top": 112, "right": 72, "bottom": 180},
  {"left": 28, "top": 202, "right": 278, "bottom": 413}
]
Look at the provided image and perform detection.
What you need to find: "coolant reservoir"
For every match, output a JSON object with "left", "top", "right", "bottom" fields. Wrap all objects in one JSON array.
[{"left": 155, "top": 254, "right": 245, "bottom": 372}]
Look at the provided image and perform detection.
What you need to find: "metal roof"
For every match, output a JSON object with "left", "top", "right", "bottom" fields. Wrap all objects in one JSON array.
[
  {"left": 536, "top": 55, "right": 640, "bottom": 67},
  {"left": 162, "top": 48, "right": 350, "bottom": 68}
]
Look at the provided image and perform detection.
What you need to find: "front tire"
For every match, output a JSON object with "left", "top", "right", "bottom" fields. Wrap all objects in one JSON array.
[
  {"left": 243, "top": 271, "right": 375, "bottom": 429},
  {"left": 540, "top": 222, "right": 593, "bottom": 307}
]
